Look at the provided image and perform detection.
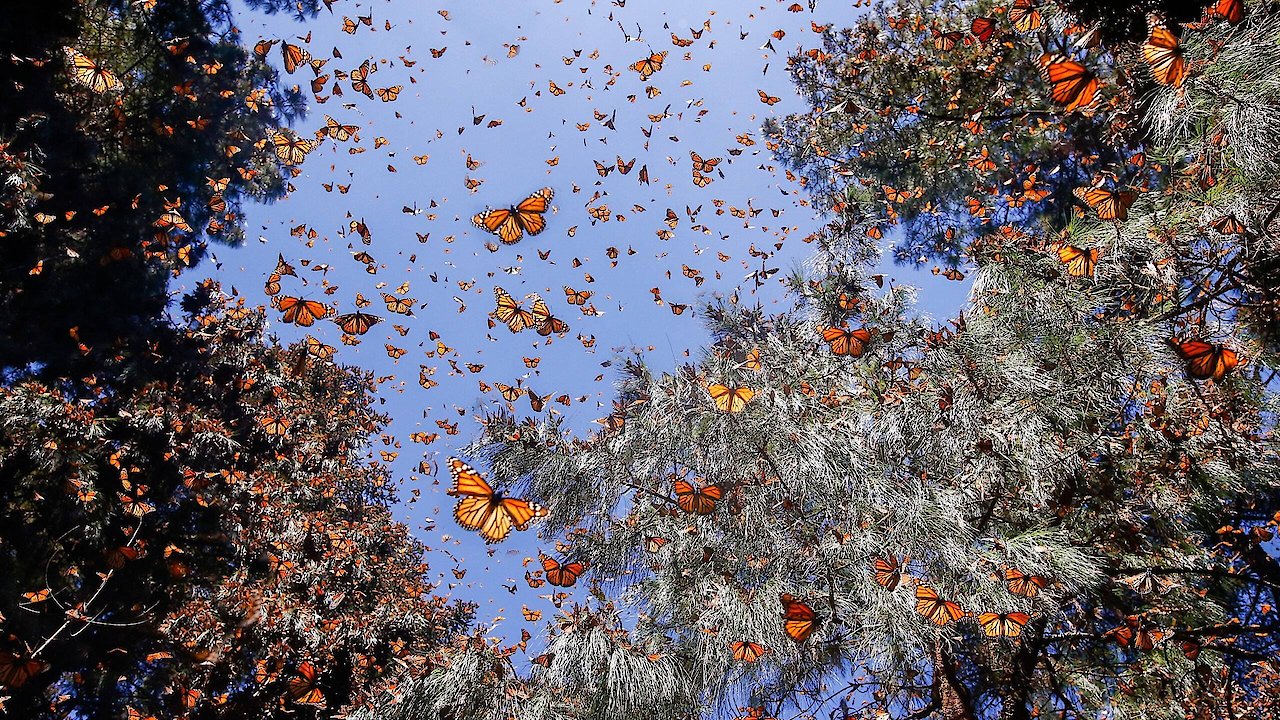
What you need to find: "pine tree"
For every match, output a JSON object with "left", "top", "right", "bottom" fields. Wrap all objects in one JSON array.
[{"left": 373, "top": 1, "right": 1280, "bottom": 719}]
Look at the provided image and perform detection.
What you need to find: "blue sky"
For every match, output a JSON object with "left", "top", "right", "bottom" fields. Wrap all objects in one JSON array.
[{"left": 195, "top": 0, "right": 970, "bottom": 651}]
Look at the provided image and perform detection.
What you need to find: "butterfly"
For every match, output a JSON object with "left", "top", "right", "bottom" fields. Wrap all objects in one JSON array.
[
  {"left": 491, "top": 287, "right": 536, "bottom": 333},
  {"left": 1170, "top": 338, "right": 1239, "bottom": 381},
  {"left": 271, "top": 131, "right": 317, "bottom": 166},
  {"left": 779, "top": 593, "right": 820, "bottom": 642},
  {"left": 62, "top": 46, "right": 122, "bottom": 93},
  {"left": 447, "top": 457, "right": 549, "bottom": 544},
  {"left": 277, "top": 297, "right": 329, "bottom": 327},
  {"left": 541, "top": 553, "right": 587, "bottom": 587},
  {"left": 564, "top": 286, "right": 593, "bottom": 305},
  {"left": 472, "top": 188, "right": 554, "bottom": 244},
  {"left": 1211, "top": 0, "right": 1244, "bottom": 24},
  {"left": 1039, "top": 55, "right": 1100, "bottom": 113},
  {"left": 630, "top": 51, "right": 667, "bottom": 80},
  {"left": 730, "top": 640, "right": 768, "bottom": 662},
  {"left": 333, "top": 310, "right": 382, "bottom": 336},
  {"left": 495, "top": 383, "right": 524, "bottom": 402},
  {"left": 1007, "top": 0, "right": 1042, "bottom": 32},
  {"left": 281, "top": 42, "right": 312, "bottom": 74},
  {"left": 616, "top": 156, "right": 636, "bottom": 174},
  {"left": 977, "top": 611, "right": 1031, "bottom": 637},
  {"left": 287, "top": 661, "right": 325, "bottom": 706},
  {"left": 0, "top": 649, "right": 46, "bottom": 689},
  {"left": 691, "top": 151, "right": 722, "bottom": 175},
  {"left": 914, "top": 585, "right": 965, "bottom": 626},
  {"left": 1003, "top": 567, "right": 1049, "bottom": 597},
  {"left": 707, "top": 383, "right": 755, "bottom": 413},
  {"left": 758, "top": 90, "right": 781, "bottom": 105},
  {"left": 1053, "top": 243, "right": 1100, "bottom": 277},
  {"left": 821, "top": 326, "right": 872, "bottom": 357},
  {"left": 673, "top": 479, "right": 721, "bottom": 514},
  {"left": 1141, "top": 24, "right": 1186, "bottom": 87},
  {"left": 350, "top": 59, "right": 374, "bottom": 98},
  {"left": 1074, "top": 185, "right": 1136, "bottom": 221},
  {"left": 871, "top": 556, "right": 903, "bottom": 591},
  {"left": 530, "top": 294, "right": 570, "bottom": 336},
  {"left": 382, "top": 293, "right": 415, "bottom": 314},
  {"left": 645, "top": 536, "right": 669, "bottom": 553},
  {"left": 1108, "top": 616, "right": 1167, "bottom": 651},
  {"left": 970, "top": 16, "right": 997, "bottom": 42},
  {"left": 375, "top": 85, "right": 401, "bottom": 102},
  {"left": 324, "top": 115, "right": 359, "bottom": 141}
]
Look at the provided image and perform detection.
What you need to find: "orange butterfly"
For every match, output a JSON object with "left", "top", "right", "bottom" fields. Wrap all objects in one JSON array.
[
  {"left": 277, "top": 296, "right": 329, "bottom": 327},
  {"left": 630, "top": 51, "right": 667, "bottom": 80},
  {"left": 690, "top": 151, "right": 722, "bottom": 175},
  {"left": 1039, "top": 55, "right": 1100, "bottom": 113},
  {"left": 1142, "top": 24, "right": 1186, "bottom": 87},
  {"left": 1074, "top": 185, "right": 1136, "bottom": 221},
  {"left": 491, "top": 287, "right": 535, "bottom": 333},
  {"left": 1003, "top": 567, "right": 1049, "bottom": 597},
  {"left": 758, "top": 90, "right": 781, "bottom": 105},
  {"left": 541, "top": 553, "right": 587, "bottom": 587},
  {"left": 564, "top": 286, "right": 593, "bottom": 305},
  {"left": 0, "top": 649, "right": 46, "bottom": 689},
  {"left": 1170, "top": 338, "right": 1239, "bottom": 381},
  {"left": 821, "top": 325, "right": 872, "bottom": 357},
  {"left": 977, "top": 611, "right": 1031, "bottom": 637},
  {"left": 530, "top": 294, "right": 570, "bottom": 336},
  {"left": 645, "top": 536, "right": 669, "bottom": 553},
  {"left": 62, "top": 46, "right": 122, "bottom": 93},
  {"left": 332, "top": 310, "right": 382, "bottom": 336},
  {"left": 447, "top": 458, "right": 548, "bottom": 544},
  {"left": 871, "top": 556, "right": 903, "bottom": 591},
  {"left": 281, "top": 42, "right": 311, "bottom": 74},
  {"left": 472, "top": 188, "right": 554, "bottom": 244},
  {"left": 271, "top": 130, "right": 317, "bottom": 166},
  {"left": 673, "top": 479, "right": 721, "bottom": 515},
  {"left": 1211, "top": 0, "right": 1244, "bottom": 24},
  {"left": 971, "top": 16, "right": 997, "bottom": 42},
  {"left": 730, "top": 640, "right": 769, "bottom": 662},
  {"left": 707, "top": 383, "right": 755, "bottom": 413},
  {"left": 779, "top": 593, "right": 820, "bottom": 642},
  {"left": 1008, "top": 0, "right": 1042, "bottom": 32},
  {"left": 1053, "top": 243, "right": 1100, "bottom": 277},
  {"left": 914, "top": 585, "right": 965, "bottom": 625},
  {"left": 287, "top": 661, "right": 325, "bottom": 706},
  {"left": 1107, "top": 616, "right": 1167, "bottom": 651}
]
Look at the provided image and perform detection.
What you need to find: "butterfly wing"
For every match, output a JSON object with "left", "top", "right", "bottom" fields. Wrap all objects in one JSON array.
[
  {"left": 871, "top": 556, "right": 901, "bottom": 590},
  {"left": 780, "top": 594, "right": 818, "bottom": 641},
  {"left": 1042, "top": 58, "right": 1099, "bottom": 113},
  {"left": 447, "top": 457, "right": 494, "bottom": 497},
  {"left": 915, "top": 586, "right": 964, "bottom": 625},
  {"left": 1142, "top": 26, "right": 1185, "bottom": 87}
]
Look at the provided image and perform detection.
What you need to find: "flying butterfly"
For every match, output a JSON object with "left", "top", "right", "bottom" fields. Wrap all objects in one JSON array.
[
  {"left": 491, "top": 287, "right": 536, "bottom": 333},
  {"left": 630, "top": 51, "right": 667, "bottom": 80},
  {"left": 277, "top": 296, "right": 329, "bottom": 327},
  {"left": 914, "top": 585, "right": 965, "bottom": 626},
  {"left": 0, "top": 649, "right": 46, "bottom": 689},
  {"left": 1170, "top": 338, "right": 1239, "bottom": 381},
  {"left": 541, "top": 553, "right": 587, "bottom": 587},
  {"left": 281, "top": 42, "right": 312, "bottom": 74},
  {"left": 447, "top": 457, "right": 548, "bottom": 544},
  {"left": 472, "top": 188, "right": 554, "bottom": 244},
  {"left": 1008, "top": 0, "right": 1042, "bottom": 32},
  {"left": 673, "top": 479, "right": 722, "bottom": 515},
  {"left": 1039, "top": 55, "right": 1100, "bottom": 113},
  {"left": 977, "top": 611, "right": 1031, "bottom": 638},
  {"left": 530, "top": 294, "right": 570, "bottom": 336},
  {"left": 271, "top": 130, "right": 317, "bottom": 166},
  {"left": 707, "top": 383, "right": 755, "bottom": 413},
  {"left": 564, "top": 286, "right": 593, "bottom": 305},
  {"left": 287, "top": 661, "right": 325, "bottom": 706},
  {"left": 332, "top": 310, "right": 382, "bottom": 336},
  {"left": 62, "top": 46, "right": 122, "bottom": 93},
  {"left": 779, "top": 593, "right": 820, "bottom": 642},
  {"left": 758, "top": 90, "right": 781, "bottom": 105},
  {"left": 1142, "top": 24, "right": 1186, "bottom": 87}
]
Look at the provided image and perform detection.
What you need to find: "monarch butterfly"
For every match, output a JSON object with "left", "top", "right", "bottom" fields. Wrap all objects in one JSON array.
[
  {"left": 382, "top": 293, "right": 415, "bottom": 314},
  {"left": 1003, "top": 567, "right": 1049, "bottom": 597},
  {"left": 707, "top": 383, "right": 755, "bottom": 413},
  {"left": 491, "top": 287, "right": 536, "bottom": 333},
  {"left": 673, "top": 479, "right": 721, "bottom": 514},
  {"left": 287, "top": 661, "right": 325, "bottom": 705},
  {"left": 1211, "top": 0, "right": 1244, "bottom": 24},
  {"left": 594, "top": 160, "right": 614, "bottom": 178},
  {"left": 351, "top": 59, "right": 374, "bottom": 98},
  {"left": 977, "top": 611, "right": 1031, "bottom": 637},
  {"left": 281, "top": 42, "right": 312, "bottom": 74},
  {"left": 692, "top": 172, "right": 714, "bottom": 188},
  {"left": 495, "top": 383, "right": 524, "bottom": 402},
  {"left": 1211, "top": 214, "right": 1246, "bottom": 235},
  {"left": 743, "top": 347, "right": 762, "bottom": 371},
  {"left": 333, "top": 310, "right": 382, "bottom": 336},
  {"left": 914, "top": 585, "right": 965, "bottom": 626},
  {"left": 616, "top": 156, "right": 636, "bottom": 174},
  {"left": 472, "top": 188, "right": 554, "bottom": 244},
  {"left": 541, "top": 553, "right": 587, "bottom": 587},
  {"left": 1108, "top": 616, "right": 1167, "bottom": 651},
  {"left": 821, "top": 326, "right": 873, "bottom": 357},
  {"left": 691, "top": 151, "right": 722, "bottom": 175},
  {"left": 447, "top": 457, "right": 549, "bottom": 544},
  {"left": 779, "top": 593, "right": 820, "bottom": 642},
  {"left": 375, "top": 85, "right": 401, "bottom": 102},
  {"left": 758, "top": 90, "right": 781, "bottom": 105},
  {"left": 645, "top": 536, "right": 669, "bottom": 553},
  {"left": 1142, "top": 24, "right": 1186, "bottom": 87},
  {"left": 62, "top": 46, "right": 122, "bottom": 93},
  {"left": 154, "top": 210, "right": 192, "bottom": 233},
  {"left": 530, "top": 294, "right": 570, "bottom": 336},
  {"left": 1007, "top": 0, "right": 1042, "bottom": 32},
  {"left": 931, "top": 30, "right": 965, "bottom": 51},
  {"left": 324, "top": 115, "right": 359, "bottom": 141},
  {"left": 277, "top": 296, "right": 329, "bottom": 327},
  {"left": 630, "top": 51, "right": 667, "bottom": 80},
  {"left": 0, "top": 649, "right": 46, "bottom": 689},
  {"left": 971, "top": 16, "right": 997, "bottom": 42},
  {"left": 882, "top": 185, "right": 913, "bottom": 204},
  {"left": 871, "top": 556, "right": 903, "bottom": 591},
  {"left": 259, "top": 415, "right": 291, "bottom": 436},
  {"left": 1039, "top": 56, "right": 1100, "bottom": 113},
  {"left": 564, "top": 286, "right": 592, "bottom": 305},
  {"left": 1170, "top": 338, "right": 1239, "bottom": 381},
  {"left": 730, "top": 640, "right": 768, "bottom": 662},
  {"left": 1073, "top": 185, "right": 1136, "bottom": 221},
  {"left": 1053, "top": 243, "right": 1100, "bottom": 277},
  {"left": 271, "top": 131, "right": 317, "bottom": 166}
]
